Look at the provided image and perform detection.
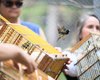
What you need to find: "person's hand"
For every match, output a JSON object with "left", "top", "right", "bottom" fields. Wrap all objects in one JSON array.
[
  {"left": 13, "top": 51, "right": 37, "bottom": 74},
  {"left": 62, "top": 50, "right": 78, "bottom": 77},
  {"left": 66, "top": 58, "right": 72, "bottom": 65},
  {"left": 55, "top": 47, "right": 72, "bottom": 65},
  {"left": 0, "top": 43, "right": 37, "bottom": 74}
]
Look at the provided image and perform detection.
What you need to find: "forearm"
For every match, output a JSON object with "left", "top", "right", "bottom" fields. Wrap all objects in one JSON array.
[
  {"left": 0, "top": 52, "right": 14, "bottom": 61},
  {"left": 0, "top": 43, "right": 21, "bottom": 61}
]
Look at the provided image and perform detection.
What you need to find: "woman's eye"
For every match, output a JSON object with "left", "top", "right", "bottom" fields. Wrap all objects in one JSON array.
[
  {"left": 88, "top": 25, "right": 93, "bottom": 29},
  {"left": 96, "top": 26, "right": 100, "bottom": 31}
]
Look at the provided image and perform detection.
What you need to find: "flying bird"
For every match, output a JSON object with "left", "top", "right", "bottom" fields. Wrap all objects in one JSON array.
[{"left": 57, "top": 26, "right": 70, "bottom": 41}]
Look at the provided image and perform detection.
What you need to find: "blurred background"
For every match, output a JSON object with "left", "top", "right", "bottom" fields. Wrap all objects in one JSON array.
[{"left": 21, "top": 0, "right": 100, "bottom": 50}]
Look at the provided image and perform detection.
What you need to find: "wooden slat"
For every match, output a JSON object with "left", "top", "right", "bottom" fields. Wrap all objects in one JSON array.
[{"left": 71, "top": 34, "right": 91, "bottom": 53}]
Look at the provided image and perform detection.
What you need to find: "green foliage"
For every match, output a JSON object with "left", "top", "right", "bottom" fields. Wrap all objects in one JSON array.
[
  {"left": 57, "top": 72, "right": 67, "bottom": 80},
  {"left": 21, "top": 2, "right": 48, "bottom": 28}
]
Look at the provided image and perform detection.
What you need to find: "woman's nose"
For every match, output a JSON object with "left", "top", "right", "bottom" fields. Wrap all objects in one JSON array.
[{"left": 93, "top": 27, "right": 97, "bottom": 32}]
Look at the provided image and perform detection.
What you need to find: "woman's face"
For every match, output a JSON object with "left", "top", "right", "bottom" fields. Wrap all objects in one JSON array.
[{"left": 81, "top": 16, "right": 100, "bottom": 39}]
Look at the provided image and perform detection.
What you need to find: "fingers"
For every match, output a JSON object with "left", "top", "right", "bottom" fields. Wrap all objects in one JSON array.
[
  {"left": 23, "top": 55, "right": 37, "bottom": 74},
  {"left": 12, "top": 51, "right": 37, "bottom": 74},
  {"left": 67, "top": 60, "right": 72, "bottom": 64},
  {"left": 65, "top": 58, "right": 72, "bottom": 65},
  {"left": 13, "top": 59, "right": 37, "bottom": 74},
  {"left": 24, "top": 64, "right": 34, "bottom": 74},
  {"left": 23, "top": 60, "right": 37, "bottom": 74},
  {"left": 22, "top": 56, "right": 38, "bottom": 74},
  {"left": 13, "top": 61, "right": 19, "bottom": 69}
]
